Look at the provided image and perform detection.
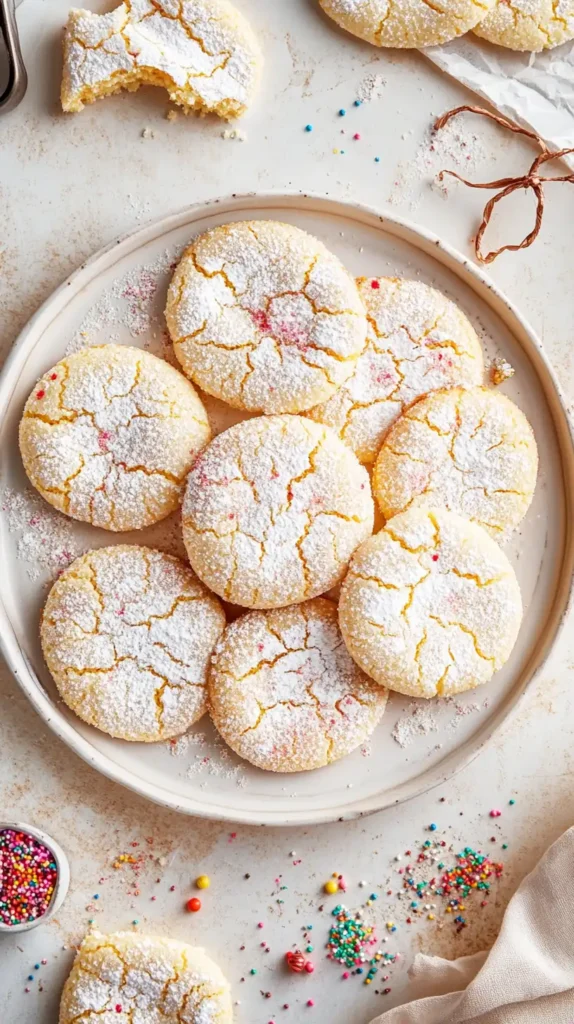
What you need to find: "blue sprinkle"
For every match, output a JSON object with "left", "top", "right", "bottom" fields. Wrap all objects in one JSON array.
[
  {"left": 28, "top": 976, "right": 34, "bottom": 981},
  {"left": 354, "top": 99, "right": 362, "bottom": 107},
  {"left": 340, "top": 150, "right": 346, "bottom": 154},
  {"left": 369, "top": 893, "right": 378, "bottom": 901},
  {"left": 429, "top": 823, "right": 437, "bottom": 831},
  {"left": 34, "top": 964, "right": 40, "bottom": 970},
  {"left": 305, "top": 124, "right": 313, "bottom": 132},
  {"left": 375, "top": 156, "right": 380, "bottom": 162},
  {"left": 410, "top": 901, "right": 418, "bottom": 909},
  {"left": 339, "top": 108, "right": 346, "bottom": 116},
  {"left": 356, "top": 967, "right": 363, "bottom": 974}
]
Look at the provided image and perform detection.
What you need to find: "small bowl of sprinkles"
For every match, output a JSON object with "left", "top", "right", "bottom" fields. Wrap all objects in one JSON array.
[{"left": 0, "top": 822, "right": 70, "bottom": 933}]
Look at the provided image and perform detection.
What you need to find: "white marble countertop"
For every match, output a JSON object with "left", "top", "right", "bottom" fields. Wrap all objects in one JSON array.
[{"left": 2, "top": 2, "right": 574, "bottom": 1022}]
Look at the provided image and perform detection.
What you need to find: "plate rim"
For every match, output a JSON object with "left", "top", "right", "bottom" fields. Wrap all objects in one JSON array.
[{"left": 1, "top": 189, "right": 573, "bottom": 826}]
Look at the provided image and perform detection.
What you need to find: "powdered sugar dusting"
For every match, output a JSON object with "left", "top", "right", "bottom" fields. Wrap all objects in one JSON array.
[
  {"left": 182, "top": 414, "right": 374, "bottom": 608},
  {"left": 20, "top": 345, "right": 210, "bottom": 532},
  {"left": 1, "top": 487, "right": 84, "bottom": 580},
  {"left": 41, "top": 545, "right": 226, "bottom": 742},
  {"left": 356, "top": 72, "right": 387, "bottom": 103},
  {"left": 308, "top": 277, "right": 484, "bottom": 464},
  {"left": 390, "top": 117, "right": 488, "bottom": 209},
  {"left": 392, "top": 695, "right": 488, "bottom": 747},
  {"left": 374, "top": 386, "right": 538, "bottom": 539},
  {"left": 209, "top": 599, "right": 388, "bottom": 772},
  {"left": 339, "top": 507, "right": 523, "bottom": 698},
  {"left": 166, "top": 220, "right": 367, "bottom": 415},
  {"left": 61, "top": 0, "right": 262, "bottom": 119},
  {"left": 59, "top": 930, "right": 233, "bottom": 1023},
  {"left": 319, "top": 0, "right": 496, "bottom": 48}
]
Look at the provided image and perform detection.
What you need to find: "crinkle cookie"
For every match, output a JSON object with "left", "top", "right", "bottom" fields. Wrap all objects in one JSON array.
[
  {"left": 19, "top": 345, "right": 210, "bottom": 532},
  {"left": 182, "top": 415, "right": 374, "bottom": 608},
  {"left": 318, "top": 0, "right": 496, "bottom": 48},
  {"left": 339, "top": 508, "right": 523, "bottom": 698},
  {"left": 308, "top": 277, "right": 484, "bottom": 464},
  {"left": 61, "top": 0, "right": 262, "bottom": 118},
  {"left": 59, "top": 930, "right": 232, "bottom": 1024},
  {"left": 41, "top": 546, "right": 226, "bottom": 742},
  {"left": 475, "top": 0, "right": 574, "bottom": 51},
  {"left": 373, "top": 387, "right": 538, "bottom": 540},
  {"left": 166, "top": 221, "right": 367, "bottom": 415},
  {"left": 209, "top": 599, "right": 388, "bottom": 772}
]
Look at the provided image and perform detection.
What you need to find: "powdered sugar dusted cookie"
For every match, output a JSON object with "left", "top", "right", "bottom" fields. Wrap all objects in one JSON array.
[
  {"left": 166, "top": 221, "right": 367, "bottom": 415},
  {"left": 374, "top": 387, "right": 538, "bottom": 540},
  {"left": 308, "top": 277, "right": 484, "bottom": 464},
  {"left": 182, "top": 415, "right": 374, "bottom": 608},
  {"left": 42, "top": 546, "right": 226, "bottom": 742},
  {"left": 61, "top": 0, "right": 262, "bottom": 119},
  {"left": 19, "top": 345, "right": 210, "bottom": 532},
  {"left": 475, "top": 0, "right": 574, "bottom": 51},
  {"left": 59, "top": 930, "right": 232, "bottom": 1024},
  {"left": 209, "top": 599, "right": 388, "bottom": 772},
  {"left": 318, "top": 0, "right": 496, "bottom": 48},
  {"left": 339, "top": 508, "right": 522, "bottom": 698}
]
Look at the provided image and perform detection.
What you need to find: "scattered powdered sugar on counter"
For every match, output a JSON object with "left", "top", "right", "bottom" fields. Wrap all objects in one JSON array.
[
  {"left": 1, "top": 487, "right": 84, "bottom": 580},
  {"left": 167, "top": 730, "right": 247, "bottom": 787},
  {"left": 356, "top": 72, "right": 387, "bottom": 103},
  {"left": 67, "top": 247, "right": 180, "bottom": 353},
  {"left": 390, "top": 116, "right": 487, "bottom": 209}
]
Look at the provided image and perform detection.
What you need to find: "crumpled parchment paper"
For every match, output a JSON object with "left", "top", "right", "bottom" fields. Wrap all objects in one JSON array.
[{"left": 424, "top": 35, "right": 574, "bottom": 169}]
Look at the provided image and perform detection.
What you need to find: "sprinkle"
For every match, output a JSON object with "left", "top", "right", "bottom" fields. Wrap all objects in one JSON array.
[
  {"left": 354, "top": 99, "right": 362, "bottom": 106},
  {"left": 429, "top": 823, "right": 437, "bottom": 831},
  {"left": 250, "top": 968, "right": 257, "bottom": 975},
  {"left": 375, "top": 157, "right": 380, "bottom": 162},
  {"left": 307, "top": 999, "right": 314, "bottom": 1007},
  {"left": 305, "top": 125, "right": 313, "bottom": 132},
  {"left": 339, "top": 109, "right": 346, "bottom": 116},
  {"left": 489, "top": 809, "right": 501, "bottom": 818},
  {"left": 353, "top": 133, "right": 361, "bottom": 141},
  {"left": 132, "top": 919, "right": 139, "bottom": 925},
  {"left": 509, "top": 799, "right": 515, "bottom": 805},
  {"left": 195, "top": 875, "right": 210, "bottom": 889},
  {"left": 0, "top": 828, "right": 59, "bottom": 927},
  {"left": 186, "top": 898, "right": 201, "bottom": 913},
  {"left": 305, "top": 961, "right": 315, "bottom": 973},
  {"left": 306, "top": 945, "right": 314, "bottom": 952},
  {"left": 35, "top": 390, "right": 45, "bottom": 399},
  {"left": 324, "top": 880, "right": 339, "bottom": 895}
]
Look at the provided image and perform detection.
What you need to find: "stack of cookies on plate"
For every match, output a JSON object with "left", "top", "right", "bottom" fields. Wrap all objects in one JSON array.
[{"left": 20, "top": 220, "right": 538, "bottom": 773}]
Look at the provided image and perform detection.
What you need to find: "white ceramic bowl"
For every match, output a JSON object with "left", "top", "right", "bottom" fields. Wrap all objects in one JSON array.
[{"left": 0, "top": 821, "right": 70, "bottom": 933}]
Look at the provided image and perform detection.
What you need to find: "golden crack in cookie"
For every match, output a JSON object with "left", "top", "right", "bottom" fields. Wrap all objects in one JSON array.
[
  {"left": 373, "top": 387, "right": 538, "bottom": 540},
  {"left": 339, "top": 508, "right": 522, "bottom": 698},
  {"left": 165, "top": 220, "right": 368, "bottom": 415},
  {"left": 61, "top": 0, "right": 262, "bottom": 119},
  {"left": 19, "top": 345, "right": 210, "bottom": 532},
  {"left": 475, "top": 0, "right": 574, "bottom": 50},
  {"left": 41, "top": 546, "right": 226, "bottom": 742},
  {"left": 308, "top": 277, "right": 484, "bottom": 464},
  {"left": 209, "top": 599, "right": 388, "bottom": 772},
  {"left": 318, "top": 0, "right": 496, "bottom": 48},
  {"left": 182, "top": 415, "right": 374, "bottom": 609},
  {"left": 59, "top": 930, "right": 232, "bottom": 1024}
]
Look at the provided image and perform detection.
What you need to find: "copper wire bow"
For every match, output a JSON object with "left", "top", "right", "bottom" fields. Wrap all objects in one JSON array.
[{"left": 434, "top": 105, "right": 574, "bottom": 264}]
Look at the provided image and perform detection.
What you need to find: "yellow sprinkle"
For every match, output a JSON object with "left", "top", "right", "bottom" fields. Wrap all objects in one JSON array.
[
  {"left": 324, "top": 879, "right": 339, "bottom": 895},
  {"left": 428, "top": 913, "right": 435, "bottom": 921},
  {"left": 195, "top": 875, "right": 211, "bottom": 890}
]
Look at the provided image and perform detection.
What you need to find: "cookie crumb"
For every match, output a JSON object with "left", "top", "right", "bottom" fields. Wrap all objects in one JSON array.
[{"left": 490, "top": 357, "right": 515, "bottom": 385}]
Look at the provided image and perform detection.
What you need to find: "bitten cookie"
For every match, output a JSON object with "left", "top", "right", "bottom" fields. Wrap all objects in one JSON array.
[
  {"left": 19, "top": 345, "right": 210, "bottom": 532},
  {"left": 475, "top": 0, "right": 574, "bottom": 51},
  {"left": 59, "top": 930, "right": 232, "bottom": 1024},
  {"left": 209, "top": 599, "right": 388, "bottom": 772},
  {"left": 318, "top": 0, "right": 496, "bottom": 48},
  {"left": 339, "top": 508, "right": 523, "bottom": 698},
  {"left": 373, "top": 387, "right": 538, "bottom": 539},
  {"left": 308, "top": 277, "right": 484, "bottom": 464},
  {"left": 165, "top": 221, "right": 367, "bottom": 414},
  {"left": 41, "top": 546, "right": 226, "bottom": 742},
  {"left": 182, "top": 415, "right": 374, "bottom": 608},
  {"left": 62, "top": 0, "right": 262, "bottom": 118}
]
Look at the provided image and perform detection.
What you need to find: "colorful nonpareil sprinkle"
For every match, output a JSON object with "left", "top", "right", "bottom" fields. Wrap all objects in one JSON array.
[
  {"left": 0, "top": 829, "right": 58, "bottom": 926},
  {"left": 327, "top": 905, "right": 397, "bottom": 985}
]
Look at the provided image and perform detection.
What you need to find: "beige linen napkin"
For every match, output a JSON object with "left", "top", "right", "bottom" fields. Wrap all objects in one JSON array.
[{"left": 370, "top": 827, "right": 574, "bottom": 1024}]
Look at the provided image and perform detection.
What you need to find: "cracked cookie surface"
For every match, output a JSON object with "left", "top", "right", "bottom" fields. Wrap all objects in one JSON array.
[
  {"left": 209, "top": 598, "right": 388, "bottom": 772},
  {"left": 373, "top": 387, "right": 538, "bottom": 539},
  {"left": 182, "top": 415, "right": 374, "bottom": 609},
  {"left": 475, "top": 0, "right": 574, "bottom": 50},
  {"left": 308, "top": 277, "right": 484, "bottom": 465},
  {"left": 318, "top": 0, "right": 496, "bottom": 48},
  {"left": 59, "top": 929, "right": 232, "bottom": 1023},
  {"left": 166, "top": 221, "right": 368, "bottom": 415},
  {"left": 61, "top": 0, "right": 262, "bottom": 118},
  {"left": 19, "top": 345, "right": 210, "bottom": 532},
  {"left": 41, "top": 545, "right": 226, "bottom": 742},
  {"left": 339, "top": 508, "right": 522, "bottom": 698}
]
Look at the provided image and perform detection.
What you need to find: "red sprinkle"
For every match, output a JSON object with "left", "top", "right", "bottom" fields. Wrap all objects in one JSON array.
[
  {"left": 36, "top": 390, "right": 45, "bottom": 399},
  {"left": 186, "top": 897, "right": 201, "bottom": 913},
  {"left": 371, "top": 280, "right": 380, "bottom": 289},
  {"left": 432, "top": 554, "right": 439, "bottom": 562}
]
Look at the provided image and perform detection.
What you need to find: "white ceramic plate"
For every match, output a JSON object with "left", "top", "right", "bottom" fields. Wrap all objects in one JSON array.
[{"left": 1, "top": 193, "right": 573, "bottom": 826}]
